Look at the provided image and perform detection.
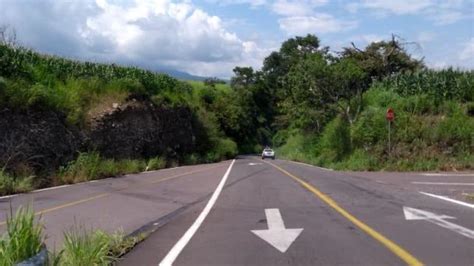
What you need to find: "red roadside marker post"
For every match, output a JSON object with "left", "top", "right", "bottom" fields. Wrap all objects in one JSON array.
[{"left": 386, "top": 108, "right": 395, "bottom": 155}]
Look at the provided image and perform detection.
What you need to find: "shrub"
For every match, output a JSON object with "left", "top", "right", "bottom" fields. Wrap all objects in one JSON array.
[
  {"left": 0, "top": 171, "right": 34, "bottom": 196},
  {"left": 60, "top": 227, "right": 112, "bottom": 266},
  {"left": 0, "top": 206, "right": 44, "bottom": 265},
  {"left": 334, "top": 149, "right": 378, "bottom": 171},
  {"left": 146, "top": 157, "right": 166, "bottom": 171},
  {"left": 116, "top": 159, "right": 146, "bottom": 174},
  {"left": 58, "top": 153, "right": 102, "bottom": 184},
  {"left": 436, "top": 111, "right": 474, "bottom": 153},
  {"left": 316, "top": 116, "right": 351, "bottom": 163},
  {"left": 215, "top": 138, "right": 238, "bottom": 159}
]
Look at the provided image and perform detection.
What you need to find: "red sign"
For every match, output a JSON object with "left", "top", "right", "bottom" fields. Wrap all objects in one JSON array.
[{"left": 386, "top": 108, "right": 395, "bottom": 122}]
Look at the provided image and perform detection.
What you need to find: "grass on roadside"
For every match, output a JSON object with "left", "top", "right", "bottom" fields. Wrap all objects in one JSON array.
[
  {"left": 0, "top": 206, "right": 44, "bottom": 266},
  {"left": 51, "top": 226, "right": 146, "bottom": 266},
  {"left": 56, "top": 152, "right": 148, "bottom": 184},
  {"left": 0, "top": 170, "right": 34, "bottom": 196}
]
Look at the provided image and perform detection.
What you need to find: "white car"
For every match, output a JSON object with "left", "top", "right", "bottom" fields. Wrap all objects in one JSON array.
[{"left": 261, "top": 148, "right": 275, "bottom": 160}]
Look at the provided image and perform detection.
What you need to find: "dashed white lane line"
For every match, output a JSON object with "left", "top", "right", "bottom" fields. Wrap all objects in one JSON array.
[
  {"left": 420, "top": 192, "right": 474, "bottom": 209},
  {"left": 412, "top": 182, "right": 474, "bottom": 186},
  {"left": 159, "top": 159, "right": 236, "bottom": 266}
]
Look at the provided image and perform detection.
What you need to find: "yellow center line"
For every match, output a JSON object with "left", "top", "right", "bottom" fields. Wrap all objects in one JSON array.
[
  {"left": 0, "top": 163, "right": 227, "bottom": 227},
  {"left": 265, "top": 161, "right": 423, "bottom": 266}
]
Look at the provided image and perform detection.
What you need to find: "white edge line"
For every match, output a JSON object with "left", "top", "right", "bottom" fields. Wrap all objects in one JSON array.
[
  {"left": 420, "top": 173, "right": 474, "bottom": 177},
  {"left": 159, "top": 159, "right": 236, "bottom": 266},
  {"left": 420, "top": 192, "right": 474, "bottom": 209},
  {"left": 412, "top": 182, "right": 474, "bottom": 186},
  {"left": 32, "top": 184, "right": 72, "bottom": 193},
  {"left": 0, "top": 194, "right": 15, "bottom": 200}
]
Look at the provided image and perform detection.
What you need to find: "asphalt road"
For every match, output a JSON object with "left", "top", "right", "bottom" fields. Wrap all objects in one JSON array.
[
  {"left": 1, "top": 156, "right": 473, "bottom": 265},
  {"left": 122, "top": 157, "right": 474, "bottom": 266}
]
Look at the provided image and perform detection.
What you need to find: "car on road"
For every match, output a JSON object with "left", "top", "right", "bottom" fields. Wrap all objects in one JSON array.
[{"left": 261, "top": 148, "right": 275, "bottom": 160}]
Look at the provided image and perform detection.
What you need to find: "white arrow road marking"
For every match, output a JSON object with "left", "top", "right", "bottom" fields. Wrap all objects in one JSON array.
[
  {"left": 248, "top": 163, "right": 262, "bottom": 166},
  {"left": 251, "top": 208, "right": 303, "bottom": 253},
  {"left": 403, "top": 207, "right": 474, "bottom": 239}
]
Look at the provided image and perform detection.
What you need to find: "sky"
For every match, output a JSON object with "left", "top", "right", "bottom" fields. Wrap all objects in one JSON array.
[{"left": 0, "top": 0, "right": 473, "bottom": 78}]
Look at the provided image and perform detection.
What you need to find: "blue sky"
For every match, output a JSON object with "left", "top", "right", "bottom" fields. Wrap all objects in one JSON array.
[{"left": 1, "top": 0, "right": 473, "bottom": 77}]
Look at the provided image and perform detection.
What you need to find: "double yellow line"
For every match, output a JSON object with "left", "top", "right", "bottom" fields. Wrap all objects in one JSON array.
[
  {"left": 265, "top": 161, "right": 423, "bottom": 266},
  {"left": 0, "top": 163, "right": 225, "bottom": 227}
]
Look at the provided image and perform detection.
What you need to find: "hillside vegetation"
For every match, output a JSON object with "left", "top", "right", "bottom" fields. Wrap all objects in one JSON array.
[
  {"left": 226, "top": 35, "right": 473, "bottom": 171},
  {"left": 0, "top": 44, "right": 237, "bottom": 195},
  {"left": 1, "top": 33, "right": 473, "bottom": 195}
]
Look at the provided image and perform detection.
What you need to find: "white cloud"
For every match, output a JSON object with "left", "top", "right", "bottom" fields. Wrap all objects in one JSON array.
[
  {"left": 0, "top": 0, "right": 269, "bottom": 78},
  {"left": 271, "top": 0, "right": 328, "bottom": 16},
  {"left": 279, "top": 14, "right": 357, "bottom": 35},
  {"left": 359, "top": 0, "right": 433, "bottom": 15},
  {"left": 350, "top": 0, "right": 471, "bottom": 25},
  {"left": 205, "top": 0, "right": 267, "bottom": 8},
  {"left": 459, "top": 38, "right": 474, "bottom": 61}
]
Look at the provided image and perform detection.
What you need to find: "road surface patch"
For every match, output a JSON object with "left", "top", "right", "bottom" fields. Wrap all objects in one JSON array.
[
  {"left": 159, "top": 160, "right": 236, "bottom": 266},
  {"left": 265, "top": 161, "right": 423, "bottom": 266},
  {"left": 419, "top": 192, "right": 474, "bottom": 209},
  {"left": 0, "top": 164, "right": 225, "bottom": 227}
]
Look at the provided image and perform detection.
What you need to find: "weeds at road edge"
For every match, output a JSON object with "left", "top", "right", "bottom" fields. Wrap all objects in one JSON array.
[{"left": 0, "top": 206, "right": 44, "bottom": 265}]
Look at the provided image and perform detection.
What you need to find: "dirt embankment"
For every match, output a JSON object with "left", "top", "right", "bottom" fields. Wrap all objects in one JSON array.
[{"left": 0, "top": 97, "right": 199, "bottom": 177}]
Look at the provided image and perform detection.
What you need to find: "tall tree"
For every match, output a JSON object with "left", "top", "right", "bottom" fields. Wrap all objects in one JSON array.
[{"left": 341, "top": 35, "right": 424, "bottom": 81}]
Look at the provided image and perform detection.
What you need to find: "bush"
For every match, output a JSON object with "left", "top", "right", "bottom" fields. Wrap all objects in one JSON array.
[
  {"left": 215, "top": 138, "right": 238, "bottom": 159},
  {"left": 0, "top": 206, "right": 44, "bottom": 265},
  {"left": 0, "top": 171, "right": 34, "bottom": 196},
  {"left": 146, "top": 157, "right": 166, "bottom": 171},
  {"left": 60, "top": 227, "right": 112, "bottom": 266},
  {"left": 351, "top": 106, "right": 387, "bottom": 149},
  {"left": 316, "top": 116, "right": 351, "bottom": 163},
  {"left": 436, "top": 111, "right": 474, "bottom": 153},
  {"left": 58, "top": 153, "right": 102, "bottom": 184},
  {"left": 334, "top": 149, "right": 378, "bottom": 171},
  {"left": 117, "top": 159, "right": 146, "bottom": 174}
]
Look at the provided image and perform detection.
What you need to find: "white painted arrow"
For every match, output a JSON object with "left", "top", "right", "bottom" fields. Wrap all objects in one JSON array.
[
  {"left": 251, "top": 209, "right": 303, "bottom": 253},
  {"left": 403, "top": 207, "right": 474, "bottom": 239}
]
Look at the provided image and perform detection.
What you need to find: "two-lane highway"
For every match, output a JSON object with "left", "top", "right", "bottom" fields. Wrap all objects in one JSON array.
[
  {"left": 1, "top": 157, "right": 472, "bottom": 265},
  {"left": 122, "top": 157, "right": 474, "bottom": 265}
]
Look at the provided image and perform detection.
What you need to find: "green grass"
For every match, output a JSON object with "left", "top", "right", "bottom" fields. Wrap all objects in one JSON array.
[
  {"left": 51, "top": 227, "right": 145, "bottom": 266},
  {"left": 0, "top": 170, "right": 34, "bottom": 196},
  {"left": 0, "top": 206, "right": 44, "bottom": 266},
  {"left": 56, "top": 153, "right": 149, "bottom": 185},
  {"left": 58, "top": 227, "right": 113, "bottom": 266},
  {"left": 146, "top": 157, "right": 166, "bottom": 171}
]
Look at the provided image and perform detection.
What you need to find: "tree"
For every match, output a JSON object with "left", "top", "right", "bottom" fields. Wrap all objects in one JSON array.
[
  {"left": 341, "top": 35, "right": 424, "bottom": 81},
  {"left": 203, "top": 77, "right": 226, "bottom": 88},
  {"left": 230, "top": 67, "right": 255, "bottom": 89}
]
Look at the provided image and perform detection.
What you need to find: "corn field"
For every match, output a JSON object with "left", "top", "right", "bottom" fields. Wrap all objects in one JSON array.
[
  {"left": 379, "top": 69, "right": 474, "bottom": 102},
  {"left": 0, "top": 44, "right": 178, "bottom": 94}
]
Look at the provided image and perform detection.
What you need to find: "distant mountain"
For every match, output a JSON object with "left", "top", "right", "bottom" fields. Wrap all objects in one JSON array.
[{"left": 158, "top": 68, "right": 207, "bottom": 81}]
